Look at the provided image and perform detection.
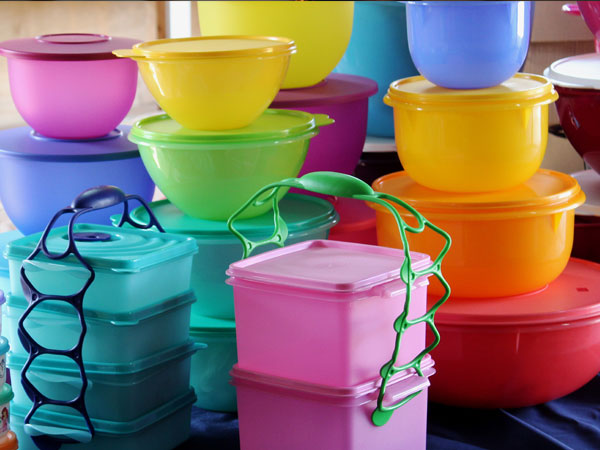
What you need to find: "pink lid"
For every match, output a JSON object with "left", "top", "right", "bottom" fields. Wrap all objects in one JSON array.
[
  {"left": 271, "top": 73, "right": 378, "bottom": 108},
  {"left": 227, "top": 239, "right": 431, "bottom": 293},
  {"left": 432, "top": 258, "right": 600, "bottom": 326},
  {"left": 0, "top": 33, "right": 141, "bottom": 61},
  {"left": 328, "top": 196, "right": 376, "bottom": 233}
]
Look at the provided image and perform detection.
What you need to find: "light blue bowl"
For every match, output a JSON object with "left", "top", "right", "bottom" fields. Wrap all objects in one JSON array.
[
  {"left": 11, "top": 389, "right": 195, "bottom": 450},
  {"left": 405, "top": 1, "right": 532, "bottom": 89},
  {"left": 9, "top": 341, "right": 198, "bottom": 422},
  {"left": 335, "top": 1, "right": 419, "bottom": 137}
]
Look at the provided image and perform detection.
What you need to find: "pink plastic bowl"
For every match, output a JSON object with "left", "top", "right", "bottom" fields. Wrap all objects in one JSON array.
[{"left": 0, "top": 34, "right": 139, "bottom": 139}]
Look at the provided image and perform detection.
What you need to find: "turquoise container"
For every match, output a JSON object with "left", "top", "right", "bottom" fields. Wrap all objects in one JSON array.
[
  {"left": 5, "top": 224, "right": 198, "bottom": 315},
  {"left": 111, "top": 193, "right": 338, "bottom": 320},
  {"left": 4, "top": 290, "right": 195, "bottom": 364},
  {"left": 334, "top": 1, "right": 419, "bottom": 137},
  {"left": 0, "top": 230, "right": 23, "bottom": 296},
  {"left": 11, "top": 389, "right": 195, "bottom": 450},
  {"left": 190, "top": 313, "right": 237, "bottom": 412},
  {"left": 9, "top": 341, "right": 197, "bottom": 422}
]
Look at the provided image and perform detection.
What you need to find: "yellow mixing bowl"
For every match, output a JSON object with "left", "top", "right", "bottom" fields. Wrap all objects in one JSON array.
[
  {"left": 114, "top": 36, "right": 296, "bottom": 130},
  {"left": 197, "top": 1, "right": 354, "bottom": 89},
  {"left": 384, "top": 74, "right": 558, "bottom": 193}
]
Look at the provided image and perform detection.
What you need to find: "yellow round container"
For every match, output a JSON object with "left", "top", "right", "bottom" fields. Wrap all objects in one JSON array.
[
  {"left": 113, "top": 36, "right": 296, "bottom": 130},
  {"left": 371, "top": 170, "right": 585, "bottom": 299},
  {"left": 196, "top": 1, "right": 354, "bottom": 89},
  {"left": 384, "top": 74, "right": 558, "bottom": 193}
]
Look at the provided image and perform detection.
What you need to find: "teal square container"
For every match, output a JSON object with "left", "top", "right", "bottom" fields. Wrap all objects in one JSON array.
[
  {"left": 190, "top": 313, "right": 237, "bottom": 412},
  {"left": 9, "top": 340, "right": 198, "bottom": 423},
  {"left": 111, "top": 193, "right": 338, "bottom": 320},
  {"left": 4, "top": 290, "right": 195, "bottom": 364},
  {"left": 5, "top": 224, "right": 198, "bottom": 314},
  {"left": 11, "top": 389, "right": 195, "bottom": 450}
]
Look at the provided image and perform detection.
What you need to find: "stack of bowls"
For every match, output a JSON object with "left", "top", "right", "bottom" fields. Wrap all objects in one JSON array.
[{"left": 371, "top": 0, "right": 600, "bottom": 408}]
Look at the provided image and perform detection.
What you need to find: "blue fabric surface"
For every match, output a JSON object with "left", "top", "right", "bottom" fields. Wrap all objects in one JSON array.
[{"left": 178, "top": 373, "right": 600, "bottom": 449}]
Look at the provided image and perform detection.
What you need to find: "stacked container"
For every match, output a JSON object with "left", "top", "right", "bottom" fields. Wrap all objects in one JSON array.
[{"left": 372, "top": 0, "right": 600, "bottom": 408}]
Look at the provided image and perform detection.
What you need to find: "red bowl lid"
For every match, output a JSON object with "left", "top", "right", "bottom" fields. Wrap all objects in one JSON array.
[
  {"left": 271, "top": 73, "right": 378, "bottom": 108},
  {"left": 430, "top": 258, "right": 600, "bottom": 326},
  {"left": 0, "top": 33, "right": 141, "bottom": 61}
]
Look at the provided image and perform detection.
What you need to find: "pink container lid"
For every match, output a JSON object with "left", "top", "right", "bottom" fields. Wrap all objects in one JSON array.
[
  {"left": 271, "top": 73, "right": 378, "bottom": 108},
  {"left": 432, "top": 258, "right": 600, "bottom": 326},
  {"left": 328, "top": 196, "right": 376, "bottom": 233},
  {"left": 227, "top": 239, "right": 431, "bottom": 293},
  {"left": 0, "top": 33, "right": 141, "bottom": 61},
  {"left": 231, "top": 355, "right": 435, "bottom": 406}
]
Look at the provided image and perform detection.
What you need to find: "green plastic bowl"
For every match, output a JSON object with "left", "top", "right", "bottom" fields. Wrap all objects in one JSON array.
[{"left": 129, "top": 109, "right": 334, "bottom": 220}]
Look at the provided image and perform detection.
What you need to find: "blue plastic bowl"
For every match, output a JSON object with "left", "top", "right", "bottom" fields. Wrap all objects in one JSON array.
[
  {"left": 405, "top": 1, "right": 532, "bottom": 89},
  {"left": 335, "top": 1, "right": 418, "bottom": 137}
]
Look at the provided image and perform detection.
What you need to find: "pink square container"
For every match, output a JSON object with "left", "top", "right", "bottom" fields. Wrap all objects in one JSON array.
[
  {"left": 232, "top": 356, "right": 435, "bottom": 450},
  {"left": 226, "top": 239, "right": 431, "bottom": 387}
]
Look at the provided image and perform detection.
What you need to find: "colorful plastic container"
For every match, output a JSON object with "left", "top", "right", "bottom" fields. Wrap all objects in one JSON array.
[
  {"left": 196, "top": 1, "right": 354, "bottom": 89},
  {"left": 5, "top": 224, "right": 197, "bottom": 314},
  {"left": 384, "top": 74, "right": 558, "bottom": 192},
  {"left": 0, "top": 338, "right": 7, "bottom": 388},
  {"left": 0, "top": 385, "right": 13, "bottom": 439},
  {"left": 4, "top": 290, "right": 194, "bottom": 364},
  {"left": 233, "top": 357, "right": 435, "bottom": 450},
  {"left": 0, "top": 126, "right": 155, "bottom": 235},
  {"left": 327, "top": 197, "right": 377, "bottom": 246},
  {"left": 0, "top": 34, "right": 139, "bottom": 139},
  {"left": 405, "top": 1, "right": 531, "bottom": 89},
  {"left": 9, "top": 341, "right": 196, "bottom": 422},
  {"left": 227, "top": 240, "right": 431, "bottom": 387},
  {"left": 11, "top": 389, "right": 195, "bottom": 450},
  {"left": 372, "top": 170, "right": 586, "bottom": 298},
  {"left": 335, "top": 1, "right": 418, "bottom": 137},
  {"left": 271, "top": 73, "right": 377, "bottom": 177},
  {"left": 189, "top": 314, "right": 237, "bottom": 412},
  {"left": 111, "top": 194, "right": 337, "bottom": 320},
  {"left": 429, "top": 258, "right": 600, "bottom": 408},
  {"left": 113, "top": 36, "right": 295, "bottom": 130},
  {"left": 0, "top": 432, "right": 18, "bottom": 450},
  {"left": 0, "top": 231, "right": 22, "bottom": 296},
  {"left": 129, "top": 110, "right": 332, "bottom": 220}
]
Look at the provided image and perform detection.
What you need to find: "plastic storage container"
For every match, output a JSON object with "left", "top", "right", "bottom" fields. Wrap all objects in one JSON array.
[
  {"left": 196, "top": 1, "right": 354, "bottom": 89},
  {"left": 129, "top": 110, "right": 332, "bottom": 220},
  {"left": 233, "top": 357, "right": 435, "bottom": 450},
  {"left": 227, "top": 240, "right": 431, "bottom": 387},
  {"left": 0, "top": 338, "right": 7, "bottom": 387},
  {"left": 9, "top": 341, "right": 196, "bottom": 422},
  {"left": 429, "top": 258, "right": 600, "bottom": 408},
  {"left": 0, "top": 231, "right": 22, "bottom": 295},
  {"left": 271, "top": 73, "right": 377, "bottom": 177},
  {"left": 0, "top": 384, "right": 12, "bottom": 438},
  {"left": 4, "top": 290, "right": 195, "bottom": 364},
  {"left": 5, "top": 224, "right": 197, "bottom": 314},
  {"left": 189, "top": 314, "right": 237, "bottom": 412},
  {"left": 372, "top": 170, "right": 585, "bottom": 298},
  {"left": 327, "top": 197, "right": 377, "bottom": 246},
  {"left": 11, "top": 389, "right": 195, "bottom": 450},
  {"left": 0, "top": 34, "right": 139, "bottom": 140},
  {"left": 113, "top": 36, "right": 296, "bottom": 130},
  {"left": 405, "top": 1, "right": 531, "bottom": 89},
  {"left": 111, "top": 194, "right": 337, "bottom": 320},
  {"left": 384, "top": 74, "right": 558, "bottom": 193},
  {"left": 0, "top": 126, "right": 155, "bottom": 235},
  {"left": 335, "top": 1, "right": 418, "bottom": 137}
]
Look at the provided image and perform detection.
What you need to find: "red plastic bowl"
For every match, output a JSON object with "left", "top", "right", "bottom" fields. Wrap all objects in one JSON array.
[{"left": 427, "top": 258, "right": 600, "bottom": 408}]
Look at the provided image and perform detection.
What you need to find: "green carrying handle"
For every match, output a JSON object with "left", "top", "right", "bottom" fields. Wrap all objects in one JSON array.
[{"left": 227, "top": 171, "right": 451, "bottom": 427}]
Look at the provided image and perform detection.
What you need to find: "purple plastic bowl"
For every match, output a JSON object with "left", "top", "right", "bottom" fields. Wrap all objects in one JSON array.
[{"left": 271, "top": 73, "right": 378, "bottom": 177}]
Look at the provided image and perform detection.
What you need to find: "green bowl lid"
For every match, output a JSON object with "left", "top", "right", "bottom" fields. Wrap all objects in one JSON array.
[
  {"left": 190, "top": 312, "right": 236, "bottom": 333},
  {"left": 118, "top": 193, "right": 338, "bottom": 239},
  {"left": 4, "top": 224, "right": 197, "bottom": 271},
  {"left": 129, "top": 109, "right": 333, "bottom": 147},
  {"left": 0, "top": 383, "right": 13, "bottom": 405}
]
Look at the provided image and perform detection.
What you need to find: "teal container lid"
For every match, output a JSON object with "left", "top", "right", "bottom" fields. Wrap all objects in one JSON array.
[
  {"left": 4, "top": 224, "right": 198, "bottom": 272},
  {"left": 0, "top": 336, "right": 9, "bottom": 355},
  {"left": 129, "top": 109, "right": 333, "bottom": 147},
  {"left": 113, "top": 193, "right": 339, "bottom": 239},
  {"left": 0, "top": 383, "right": 14, "bottom": 405},
  {"left": 0, "top": 230, "right": 23, "bottom": 273},
  {"left": 190, "top": 312, "right": 235, "bottom": 334}
]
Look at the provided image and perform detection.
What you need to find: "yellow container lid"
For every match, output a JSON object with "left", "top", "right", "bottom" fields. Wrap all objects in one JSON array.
[
  {"left": 119, "top": 35, "right": 296, "bottom": 60},
  {"left": 386, "top": 73, "right": 558, "bottom": 109},
  {"left": 372, "top": 170, "right": 586, "bottom": 220}
]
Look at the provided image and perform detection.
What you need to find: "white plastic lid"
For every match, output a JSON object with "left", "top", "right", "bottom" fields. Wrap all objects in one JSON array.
[
  {"left": 572, "top": 169, "right": 600, "bottom": 216},
  {"left": 544, "top": 53, "right": 600, "bottom": 89}
]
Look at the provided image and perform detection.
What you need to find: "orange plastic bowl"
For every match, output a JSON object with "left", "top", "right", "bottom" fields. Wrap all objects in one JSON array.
[{"left": 371, "top": 170, "right": 585, "bottom": 298}]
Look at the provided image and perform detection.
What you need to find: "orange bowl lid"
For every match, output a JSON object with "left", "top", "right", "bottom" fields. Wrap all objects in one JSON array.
[
  {"left": 429, "top": 259, "right": 600, "bottom": 326},
  {"left": 371, "top": 170, "right": 585, "bottom": 219},
  {"left": 0, "top": 432, "right": 18, "bottom": 450}
]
